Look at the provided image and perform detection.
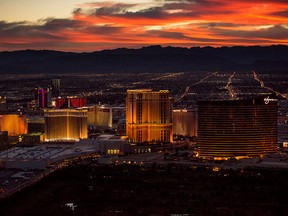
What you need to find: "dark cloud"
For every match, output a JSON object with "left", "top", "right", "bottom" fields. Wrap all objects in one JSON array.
[
  {"left": 150, "top": 30, "right": 190, "bottom": 39},
  {"left": 271, "top": 10, "right": 288, "bottom": 17},
  {"left": 145, "top": 30, "right": 226, "bottom": 42},
  {"left": 73, "top": 3, "right": 137, "bottom": 16},
  {"left": 0, "top": 21, "right": 66, "bottom": 40},
  {"left": 0, "top": 19, "right": 88, "bottom": 41},
  {"left": 162, "top": 0, "right": 227, "bottom": 7},
  {"left": 122, "top": 7, "right": 166, "bottom": 19},
  {"left": 72, "top": 8, "right": 82, "bottom": 16},
  {"left": 198, "top": 22, "right": 242, "bottom": 28},
  {"left": 78, "top": 5, "right": 167, "bottom": 19},
  {"left": 213, "top": 25, "right": 288, "bottom": 40},
  {"left": 40, "top": 18, "right": 85, "bottom": 31},
  {"left": 0, "top": 18, "right": 128, "bottom": 45},
  {"left": 0, "top": 21, "right": 27, "bottom": 30},
  {"left": 95, "top": 3, "right": 136, "bottom": 15},
  {"left": 84, "top": 25, "right": 123, "bottom": 34},
  {"left": 72, "top": 0, "right": 232, "bottom": 20}
]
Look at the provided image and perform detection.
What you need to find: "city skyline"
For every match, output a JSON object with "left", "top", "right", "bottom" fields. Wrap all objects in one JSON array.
[
  {"left": 0, "top": 0, "right": 288, "bottom": 51},
  {"left": 0, "top": 71, "right": 288, "bottom": 214}
]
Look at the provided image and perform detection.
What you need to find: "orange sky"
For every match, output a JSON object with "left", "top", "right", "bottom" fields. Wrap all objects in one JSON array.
[{"left": 0, "top": 0, "right": 287, "bottom": 51}]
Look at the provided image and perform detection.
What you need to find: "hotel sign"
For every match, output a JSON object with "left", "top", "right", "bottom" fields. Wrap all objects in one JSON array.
[{"left": 264, "top": 96, "right": 277, "bottom": 104}]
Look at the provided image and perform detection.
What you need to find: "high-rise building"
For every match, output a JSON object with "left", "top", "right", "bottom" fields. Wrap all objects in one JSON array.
[
  {"left": 51, "top": 79, "right": 61, "bottom": 97},
  {"left": 36, "top": 87, "right": 52, "bottom": 108},
  {"left": 197, "top": 94, "right": 278, "bottom": 159},
  {"left": 126, "top": 89, "right": 173, "bottom": 143},
  {"left": 86, "top": 105, "right": 125, "bottom": 129},
  {"left": 0, "top": 114, "right": 28, "bottom": 136},
  {"left": 86, "top": 105, "right": 113, "bottom": 128},
  {"left": 173, "top": 109, "right": 197, "bottom": 137},
  {"left": 95, "top": 105, "right": 112, "bottom": 128},
  {"left": 44, "top": 109, "right": 88, "bottom": 141}
]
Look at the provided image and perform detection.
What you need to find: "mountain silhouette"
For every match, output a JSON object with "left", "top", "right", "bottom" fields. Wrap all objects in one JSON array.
[{"left": 0, "top": 45, "right": 287, "bottom": 74}]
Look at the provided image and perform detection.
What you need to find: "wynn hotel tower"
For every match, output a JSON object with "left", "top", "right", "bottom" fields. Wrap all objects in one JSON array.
[{"left": 198, "top": 94, "right": 278, "bottom": 159}]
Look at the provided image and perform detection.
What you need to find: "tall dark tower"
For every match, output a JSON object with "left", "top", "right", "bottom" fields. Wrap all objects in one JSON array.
[
  {"left": 51, "top": 79, "right": 61, "bottom": 97},
  {"left": 197, "top": 94, "right": 278, "bottom": 159}
]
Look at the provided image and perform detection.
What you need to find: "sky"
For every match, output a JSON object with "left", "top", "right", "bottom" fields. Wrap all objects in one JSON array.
[{"left": 0, "top": 0, "right": 288, "bottom": 52}]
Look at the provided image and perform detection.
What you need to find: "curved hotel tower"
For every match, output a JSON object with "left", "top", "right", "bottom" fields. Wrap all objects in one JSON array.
[
  {"left": 198, "top": 94, "right": 278, "bottom": 159},
  {"left": 44, "top": 109, "right": 88, "bottom": 142},
  {"left": 126, "top": 89, "right": 173, "bottom": 143}
]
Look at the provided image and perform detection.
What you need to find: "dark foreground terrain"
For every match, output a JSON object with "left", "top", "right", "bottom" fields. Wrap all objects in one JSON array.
[{"left": 0, "top": 163, "right": 288, "bottom": 216}]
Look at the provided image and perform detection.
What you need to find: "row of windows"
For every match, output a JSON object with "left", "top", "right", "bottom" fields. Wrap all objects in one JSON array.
[
  {"left": 134, "top": 148, "right": 151, "bottom": 154},
  {"left": 107, "top": 149, "right": 120, "bottom": 154}
]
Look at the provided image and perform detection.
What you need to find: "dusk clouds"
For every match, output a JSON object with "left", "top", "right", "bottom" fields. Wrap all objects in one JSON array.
[{"left": 0, "top": 0, "right": 287, "bottom": 51}]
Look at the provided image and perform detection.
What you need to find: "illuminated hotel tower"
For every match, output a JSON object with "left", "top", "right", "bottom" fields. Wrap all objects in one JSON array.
[
  {"left": 198, "top": 94, "right": 278, "bottom": 159},
  {"left": 126, "top": 89, "right": 173, "bottom": 143},
  {"left": 44, "top": 109, "right": 88, "bottom": 141}
]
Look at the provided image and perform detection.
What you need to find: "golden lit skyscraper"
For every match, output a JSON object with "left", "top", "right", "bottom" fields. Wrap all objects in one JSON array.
[
  {"left": 44, "top": 109, "right": 87, "bottom": 141},
  {"left": 126, "top": 89, "right": 173, "bottom": 143}
]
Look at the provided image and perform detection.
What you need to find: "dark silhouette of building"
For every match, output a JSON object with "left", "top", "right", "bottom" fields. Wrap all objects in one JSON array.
[
  {"left": 0, "top": 131, "right": 8, "bottom": 145},
  {"left": 198, "top": 94, "right": 278, "bottom": 159},
  {"left": 51, "top": 79, "right": 61, "bottom": 97}
]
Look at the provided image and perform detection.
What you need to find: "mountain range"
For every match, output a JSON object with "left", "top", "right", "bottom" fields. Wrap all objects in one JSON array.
[{"left": 0, "top": 45, "right": 288, "bottom": 74}]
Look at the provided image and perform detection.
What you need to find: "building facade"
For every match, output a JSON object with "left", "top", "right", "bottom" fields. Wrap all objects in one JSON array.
[
  {"left": 197, "top": 94, "right": 278, "bottom": 159},
  {"left": 51, "top": 79, "right": 61, "bottom": 97},
  {"left": 0, "top": 114, "right": 28, "bottom": 136},
  {"left": 44, "top": 109, "right": 88, "bottom": 141},
  {"left": 173, "top": 109, "right": 197, "bottom": 137},
  {"left": 55, "top": 97, "right": 87, "bottom": 108},
  {"left": 126, "top": 89, "right": 173, "bottom": 143},
  {"left": 86, "top": 105, "right": 113, "bottom": 127},
  {"left": 36, "top": 87, "right": 52, "bottom": 108}
]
